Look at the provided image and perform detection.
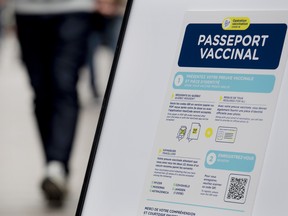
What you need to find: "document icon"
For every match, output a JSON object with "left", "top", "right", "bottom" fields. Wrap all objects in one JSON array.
[
  {"left": 187, "top": 123, "right": 201, "bottom": 142},
  {"left": 216, "top": 127, "right": 237, "bottom": 143}
]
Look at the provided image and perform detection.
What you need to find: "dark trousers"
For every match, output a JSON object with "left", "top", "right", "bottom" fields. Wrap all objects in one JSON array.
[
  {"left": 87, "top": 12, "right": 123, "bottom": 97},
  {"left": 16, "top": 12, "right": 91, "bottom": 173}
]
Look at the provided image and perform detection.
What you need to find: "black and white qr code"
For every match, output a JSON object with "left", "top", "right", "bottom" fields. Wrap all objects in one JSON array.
[{"left": 224, "top": 174, "right": 250, "bottom": 204}]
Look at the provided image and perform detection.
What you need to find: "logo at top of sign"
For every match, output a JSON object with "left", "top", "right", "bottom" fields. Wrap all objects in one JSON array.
[
  {"left": 223, "top": 18, "right": 231, "bottom": 29},
  {"left": 222, "top": 17, "right": 250, "bottom": 30}
]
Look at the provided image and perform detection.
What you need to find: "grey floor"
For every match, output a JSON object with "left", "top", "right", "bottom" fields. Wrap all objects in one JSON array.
[{"left": 0, "top": 33, "right": 113, "bottom": 216}]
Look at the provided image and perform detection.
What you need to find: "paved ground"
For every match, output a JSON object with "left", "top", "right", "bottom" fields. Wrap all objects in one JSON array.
[{"left": 0, "top": 33, "right": 113, "bottom": 216}]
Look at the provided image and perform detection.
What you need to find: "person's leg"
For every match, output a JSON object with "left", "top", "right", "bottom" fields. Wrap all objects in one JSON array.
[
  {"left": 46, "top": 12, "right": 91, "bottom": 174},
  {"left": 16, "top": 14, "right": 67, "bottom": 204},
  {"left": 87, "top": 31, "right": 101, "bottom": 98},
  {"left": 103, "top": 15, "right": 123, "bottom": 51},
  {"left": 0, "top": 8, "right": 2, "bottom": 43},
  {"left": 87, "top": 12, "right": 106, "bottom": 98},
  {"left": 16, "top": 13, "right": 90, "bottom": 204},
  {"left": 16, "top": 14, "right": 54, "bottom": 160}
]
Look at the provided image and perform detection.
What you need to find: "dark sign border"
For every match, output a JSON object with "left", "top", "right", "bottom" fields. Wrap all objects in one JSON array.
[{"left": 75, "top": 1, "right": 134, "bottom": 215}]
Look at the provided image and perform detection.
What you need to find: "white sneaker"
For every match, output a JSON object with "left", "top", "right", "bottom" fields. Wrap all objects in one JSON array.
[{"left": 41, "top": 161, "right": 68, "bottom": 205}]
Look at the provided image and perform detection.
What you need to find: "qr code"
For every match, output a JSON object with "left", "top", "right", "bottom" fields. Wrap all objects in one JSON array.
[{"left": 224, "top": 174, "right": 250, "bottom": 204}]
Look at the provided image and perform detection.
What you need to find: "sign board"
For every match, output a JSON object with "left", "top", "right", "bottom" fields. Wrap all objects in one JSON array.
[{"left": 76, "top": 1, "right": 288, "bottom": 216}]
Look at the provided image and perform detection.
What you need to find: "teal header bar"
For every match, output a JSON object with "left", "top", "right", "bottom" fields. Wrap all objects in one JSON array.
[
  {"left": 205, "top": 150, "right": 256, "bottom": 172},
  {"left": 173, "top": 72, "right": 275, "bottom": 93}
]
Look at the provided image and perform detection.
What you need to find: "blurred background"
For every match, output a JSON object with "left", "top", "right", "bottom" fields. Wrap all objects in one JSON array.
[{"left": 0, "top": 0, "right": 126, "bottom": 215}]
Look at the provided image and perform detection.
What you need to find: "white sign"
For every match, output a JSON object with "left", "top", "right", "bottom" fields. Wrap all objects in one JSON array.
[{"left": 137, "top": 11, "right": 288, "bottom": 216}]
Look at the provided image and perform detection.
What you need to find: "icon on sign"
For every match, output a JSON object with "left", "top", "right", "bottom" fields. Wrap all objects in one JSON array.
[
  {"left": 176, "top": 126, "right": 187, "bottom": 141},
  {"left": 187, "top": 123, "right": 201, "bottom": 142}
]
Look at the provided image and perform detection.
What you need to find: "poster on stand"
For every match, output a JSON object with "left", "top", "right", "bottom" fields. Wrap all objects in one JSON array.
[{"left": 137, "top": 11, "right": 288, "bottom": 216}]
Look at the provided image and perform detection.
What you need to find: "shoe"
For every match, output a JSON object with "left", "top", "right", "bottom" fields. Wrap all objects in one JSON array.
[{"left": 41, "top": 161, "right": 68, "bottom": 206}]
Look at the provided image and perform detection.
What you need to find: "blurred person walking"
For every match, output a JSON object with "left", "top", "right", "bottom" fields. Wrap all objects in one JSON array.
[
  {"left": 0, "top": 0, "right": 5, "bottom": 42},
  {"left": 13, "top": 0, "right": 94, "bottom": 206},
  {"left": 87, "top": 0, "right": 126, "bottom": 98}
]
